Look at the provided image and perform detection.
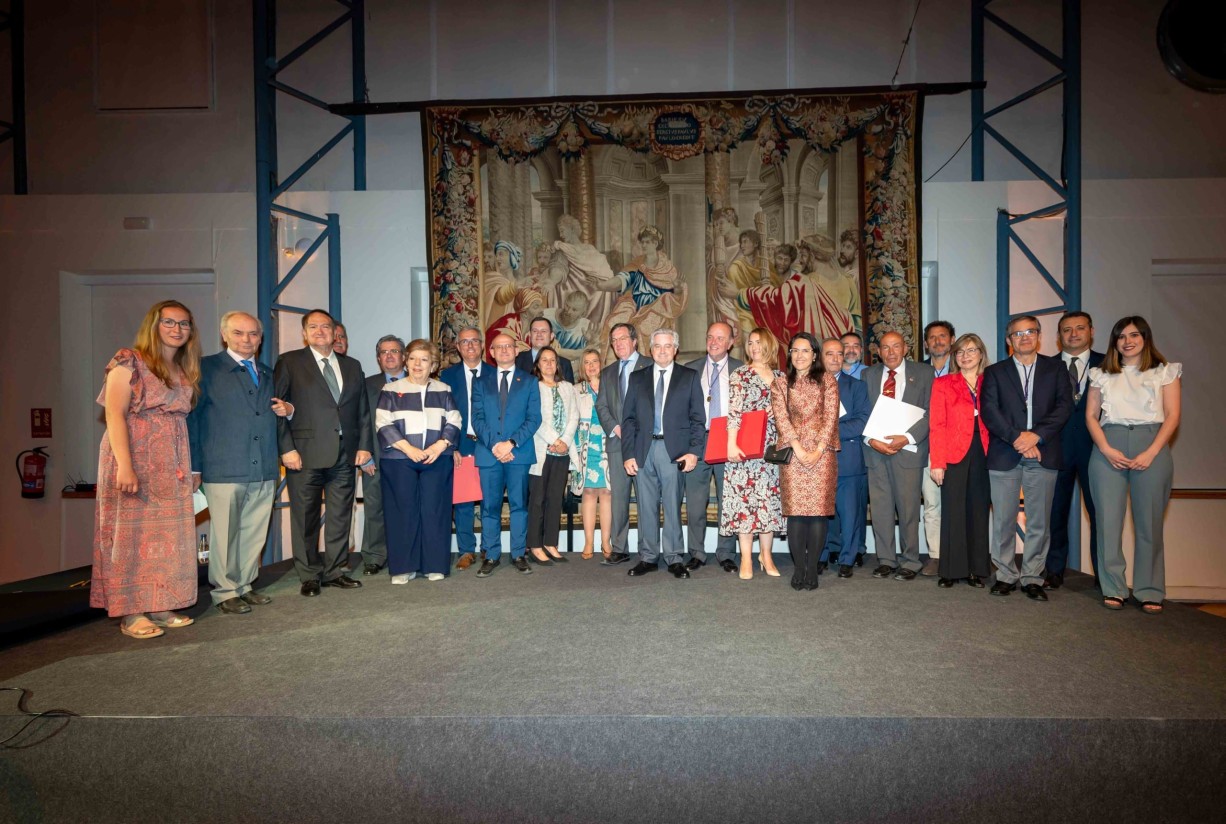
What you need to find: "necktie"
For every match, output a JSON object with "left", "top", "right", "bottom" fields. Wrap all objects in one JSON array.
[
  {"left": 708, "top": 361, "right": 722, "bottom": 419},
  {"left": 654, "top": 369, "right": 665, "bottom": 435},
  {"left": 620, "top": 359, "right": 630, "bottom": 401},
  {"left": 321, "top": 357, "right": 341, "bottom": 403},
  {"left": 883, "top": 368, "right": 897, "bottom": 399},
  {"left": 1068, "top": 357, "right": 1080, "bottom": 397},
  {"left": 499, "top": 370, "right": 510, "bottom": 418},
  {"left": 241, "top": 359, "right": 258, "bottom": 387},
  {"left": 468, "top": 368, "right": 478, "bottom": 433}
]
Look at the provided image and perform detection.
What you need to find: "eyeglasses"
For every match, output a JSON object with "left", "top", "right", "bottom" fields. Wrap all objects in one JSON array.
[
  {"left": 159, "top": 318, "right": 192, "bottom": 330},
  {"left": 1009, "top": 329, "right": 1039, "bottom": 339},
  {"left": 457, "top": 339, "right": 481, "bottom": 346},
  {"left": 956, "top": 347, "right": 981, "bottom": 357},
  {"left": 378, "top": 348, "right": 403, "bottom": 356},
  {"left": 788, "top": 348, "right": 814, "bottom": 355}
]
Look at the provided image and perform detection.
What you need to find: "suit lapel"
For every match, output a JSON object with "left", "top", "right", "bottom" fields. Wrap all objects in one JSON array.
[{"left": 1002, "top": 359, "right": 1026, "bottom": 404}]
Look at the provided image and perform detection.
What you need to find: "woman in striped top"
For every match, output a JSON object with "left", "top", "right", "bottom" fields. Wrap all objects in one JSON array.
[{"left": 376, "top": 339, "right": 462, "bottom": 583}]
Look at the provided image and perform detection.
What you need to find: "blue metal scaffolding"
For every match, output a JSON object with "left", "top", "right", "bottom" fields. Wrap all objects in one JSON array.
[
  {"left": 0, "top": 0, "right": 27, "bottom": 194},
  {"left": 253, "top": 0, "right": 367, "bottom": 367},
  {"left": 971, "top": 0, "right": 1081, "bottom": 348}
]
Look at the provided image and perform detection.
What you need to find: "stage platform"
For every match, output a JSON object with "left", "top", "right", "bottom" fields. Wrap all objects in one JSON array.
[{"left": 2, "top": 554, "right": 1224, "bottom": 823}]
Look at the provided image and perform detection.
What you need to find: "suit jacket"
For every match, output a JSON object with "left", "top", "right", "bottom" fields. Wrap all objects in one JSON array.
[
  {"left": 683, "top": 354, "right": 745, "bottom": 433},
  {"left": 364, "top": 372, "right": 405, "bottom": 463},
  {"left": 860, "top": 360, "right": 935, "bottom": 469},
  {"left": 595, "top": 354, "right": 651, "bottom": 458},
  {"left": 928, "top": 373, "right": 990, "bottom": 470},
  {"left": 273, "top": 346, "right": 373, "bottom": 469},
  {"left": 515, "top": 349, "right": 575, "bottom": 383},
  {"left": 440, "top": 361, "right": 489, "bottom": 458},
  {"left": 471, "top": 365, "right": 541, "bottom": 467},
  {"left": 1060, "top": 350, "right": 1105, "bottom": 463},
  {"left": 621, "top": 362, "right": 706, "bottom": 465},
  {"left": 188, "top": 351, "right": 280, "bottom": 483},
  {"left": 980, "top": 354, "right": 1074, "bottom": 471},
  {"left": 835, "top": 370, "right": 870, "bottom": 477}
]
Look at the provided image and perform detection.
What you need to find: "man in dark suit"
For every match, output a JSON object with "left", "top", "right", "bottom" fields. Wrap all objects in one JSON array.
[
  {"left": 820, "top": 337, "right": 871, "bottom": 578},
  {"left": 440, "top": 326, "right": 489, "bottom": 571},
  {"left": 515, "top": 316, "right": 575, "bottom": 382},
  {"left": 189, "top": 311, "right": 290, "bottom": 614},
  {"left": 274, "top": 309, "right": 374, "bottom": 597},
  {"left": 683, "top": 321, "right": 743, "bottom": 572},
  {"left": 1045, "top": 310, "right": 1104, "bottom": 589},
  {"left": 622, "top": 328, "right": 706, "bottom": 579},
  {"left": 472, "top": 332, "right": 541, "bottom": 577},
  {"left": 862, "top": 331, "right": 935, "bottom": 581},
  {"left": 981, "top": 314, "right": 1074, "bottom": 601},
  {"left": 596, "top": 322, "right": 650, "bottom": 566},
  {"left": 358, "top": 335, "right": 407, "bottom": 576}
]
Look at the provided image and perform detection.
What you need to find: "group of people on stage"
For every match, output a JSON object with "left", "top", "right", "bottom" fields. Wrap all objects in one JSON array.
[{"left": 90, "top": 299, "right": 1182, "bottom": 640}]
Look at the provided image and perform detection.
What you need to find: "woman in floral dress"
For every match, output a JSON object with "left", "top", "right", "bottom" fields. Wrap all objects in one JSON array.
[
  {"left": 91, "top": 300, "right": 201, "bottom": 639},
  {"left": 574, "top": 349, "right": 612, "bottom": 559},
  {"left": 721, "top": 327, "right": 786, "bottom": 580}
]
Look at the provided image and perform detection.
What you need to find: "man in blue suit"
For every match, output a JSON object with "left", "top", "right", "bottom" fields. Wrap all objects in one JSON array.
[
  {"left": 819, "top": 337, "right": 871, "bottom": 578},
  {"left": 440, "top": 326, "right": 490, "bottom": 571},
  {"left": 1045, "top": 311, "right": 1105, "bottom": 589},
  {"left": 472, "top": 332, "right": 541, "bottom": 577},
  {"left": 188, "top": 311, "right": 291, "bottom": 614},
  {"left": 621, "top": 328, "right": 706, "bottom": 579}
]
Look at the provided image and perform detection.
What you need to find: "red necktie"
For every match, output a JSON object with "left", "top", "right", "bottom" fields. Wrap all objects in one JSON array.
[{"left": 884, "top": 369, "right": 897, "bottom": 399}]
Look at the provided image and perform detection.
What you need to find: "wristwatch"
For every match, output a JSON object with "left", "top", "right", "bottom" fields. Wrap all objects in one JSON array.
[{"left": 508, "top": 439, "right": 517, "bottom": 448}]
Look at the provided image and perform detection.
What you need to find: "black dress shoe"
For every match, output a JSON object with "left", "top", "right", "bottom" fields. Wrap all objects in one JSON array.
[
  {"left": 685, "top": 557, "right": 705, "bottom": 571},
  {"left": 718, "top": 559, "right": 737, "bottom": 573},
  {"left": 513, "top": 556, "right": 533, "bottom": 574},
  {"left": 855, "top": 553, "right": 865, "bottom": 567},
  {"left": 363, "top": 563, "right": 382, "bottom": 576},
  {"left": 893, "top": 568, "right": 917, "bottom": 581},
  {"left": 818, "top": 561, "right": 828, "bottom": 574},
  {"left": 871, "top": 564, "right": 895, "bottom": 579},
  {"left": 937, "top": 577, "right": 954, "bottom": 588},
  {"left": 625, "top": 561, "right": 655, "bottom": 576},
  {"left": 967, "top": 575, "right": 986, "bottom": 588},
  {"left": 602, "top": 552, "right": 631, "bottom": 566},
  {"left": 802, "top": 582, "right": 819, "bottom": 591},
  {"left": 1023, "top": 583, "right": 1049, "bottom": 601},
  {"left": 322, "top": 574, "right": 362, "bottom": 589},
  {"left": 217, "top": 597, "right": 251, "bottom": 614},
  {"left": 1043, "top": 573, "right": 1063, "bottom": 590},
  {"left": 667, "top": 563, "right": 691, "bottom": 579},
  {"left": 990, "top": 581, "right": 1016, "bottom": 596},
  {"left": 240, "top": 591, "right": 272, "bottom": 605},
  {"left": 838, "top": 564, "right": 853, "bottom": 578},
  {"left": 790, "top": 579, "right": 804, "bottom": 591},
  {"left": 476, "top": 559, "right": 500, "bottom": 577},
  {"left": 300, "top": 580, "right": 321, "bottom": 597}
]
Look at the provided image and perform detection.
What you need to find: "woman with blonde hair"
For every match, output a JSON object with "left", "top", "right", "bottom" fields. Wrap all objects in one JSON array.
[
  {"left": 573, "top": 348, "right": 612, "bottom": 559},
  {"left": 91, "top": 300, "right": 202, "bottom": 639}
]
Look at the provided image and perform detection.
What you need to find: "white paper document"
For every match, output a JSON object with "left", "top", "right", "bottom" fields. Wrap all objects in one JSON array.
[{"left": 863, "top": 395, "right": 926, "bottom": 453}]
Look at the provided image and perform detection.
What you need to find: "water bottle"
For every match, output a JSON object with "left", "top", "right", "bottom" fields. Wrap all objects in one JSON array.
[{"left": 197, "top": 533, "right": 210, "bottom": 565}]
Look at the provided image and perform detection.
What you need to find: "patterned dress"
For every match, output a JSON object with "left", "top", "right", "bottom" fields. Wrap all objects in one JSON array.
[
  {"left": 720, "top": 366, "right": 786, "bottom": 536},
  {"left": 574, "top": 381, "right": 608, "bottom": 489},
  {"left": 90, "top": 349, "right": 197, "bottom": 617},
  {"left": 770, "top": 371, "right": 840, "bottom": 517}
]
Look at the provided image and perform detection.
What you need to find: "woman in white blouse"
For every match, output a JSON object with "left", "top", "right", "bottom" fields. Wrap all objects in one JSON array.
[
  {"left": 1085, "top": 316, "right": 1182, "bottom": 614},
  {"left": 527, "top": 347, "right": 580, "bottom": 565}
]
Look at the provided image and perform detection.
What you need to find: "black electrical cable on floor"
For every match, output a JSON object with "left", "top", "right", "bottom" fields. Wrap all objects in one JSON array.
[{"left": 0, "top": 687, "right": 79, "bottom": 749}]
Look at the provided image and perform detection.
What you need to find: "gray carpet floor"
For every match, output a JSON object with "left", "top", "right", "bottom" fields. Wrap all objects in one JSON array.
[{"left": 2, "top": 556, "right": 1224, "bottom": 721}]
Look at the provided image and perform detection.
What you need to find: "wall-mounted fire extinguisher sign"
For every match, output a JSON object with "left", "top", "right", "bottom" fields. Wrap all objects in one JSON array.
[{"left": 17, "top": 447, "right": 49, "bottom": 499}]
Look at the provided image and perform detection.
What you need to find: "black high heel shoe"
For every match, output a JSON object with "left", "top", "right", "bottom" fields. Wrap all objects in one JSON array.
[
  {"left": 528, "top": 548, "right": 552, "bottom": 566},
  {"left": 545, "top": 546, "right": 568, "bottom": 563}
]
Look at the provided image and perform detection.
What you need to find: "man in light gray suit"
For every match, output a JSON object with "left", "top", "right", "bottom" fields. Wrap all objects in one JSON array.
[
  {"left": 188, "top": 311, "right": 293, "bottom": 614},
  {"left": 595, "top": 323, "right": 650, "bottom": 566},
  {"left": 683, "top": 321, "right": 743, "bottom": 572},
  {"left": 862, "top": 331, "right": 935, "bottom": 581}
]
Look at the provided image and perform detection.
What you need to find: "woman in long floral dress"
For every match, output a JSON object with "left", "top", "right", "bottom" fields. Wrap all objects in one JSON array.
[
  {"left": 721, "top": 327, "right": 786, "bottom": 580},
  {"left": 91, "top": 300, "right": 201, "bottom": 639}
]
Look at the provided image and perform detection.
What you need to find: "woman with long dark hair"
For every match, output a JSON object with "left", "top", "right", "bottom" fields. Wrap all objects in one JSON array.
[
  {"left": 1086, "top": 316, "right": 1182, "bottom": 613},
  {"left": 527, "top": 347, "right": 579, "bottom": 565},
  {"left": 91, "top": 300, "right": 202, "bottom": 639},
  {"left": 770, "top": 332, "right": 840, "bottom": 590}
]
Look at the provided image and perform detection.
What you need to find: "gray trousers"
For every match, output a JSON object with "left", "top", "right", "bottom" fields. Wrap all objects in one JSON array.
[
  {"left": 607, "top": 440, "right": 637, "bottom": 556},
  {"left": 1088, "top": 423, "right": 1172, "bottom": 602},
  {"left": 921, "top": 460, "right": 941, "bottom": 559},
  {"left": 635, "top": 439, "right": 685, "bottom": 565},
  {"left": 866, "top": 459, "right": 925, "bottom": 572},
  {"left": 359, "top": 466, "right": 388, "bottom": 568},
  {"left": 684, "top": 458, "right": 736, "bottom": 563},
  {"left": 202, "top": 480, "right": 276, "bottom": 604},
  {"left": 989, "top": 459, "right": 1057, "bottom": 586}
]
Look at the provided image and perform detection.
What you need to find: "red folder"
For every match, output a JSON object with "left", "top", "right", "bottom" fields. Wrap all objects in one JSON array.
[
  {"left": 452, "top": 456, "right": 483, "bottom": 504},
  {"left": 703, "top": 410, "right": 768, "bottom": 464}
]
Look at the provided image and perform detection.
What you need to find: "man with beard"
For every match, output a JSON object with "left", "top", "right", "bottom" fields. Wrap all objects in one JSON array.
[{"left": 841, "top": 332, "right": 867, "bottom": 380}]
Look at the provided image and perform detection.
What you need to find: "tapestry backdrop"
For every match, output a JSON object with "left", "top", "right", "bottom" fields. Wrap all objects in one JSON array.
[{"left": 424, "top": 90, "right": 920, "bottom": 368}]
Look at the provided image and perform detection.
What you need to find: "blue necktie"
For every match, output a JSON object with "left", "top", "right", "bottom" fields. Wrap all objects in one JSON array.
[
  {"left": 708, "top": 361, "right": 721, "bottom": 419},
  {"left": 241, "top": 359, "right": 259, "bottom": 387},
  {"left": 499, "top": 370, "right": 510, "bottom": 419},
  {"left": 654, "top": 369, "right": 664, "bottom": 435},
  {"left": 620, "top": 359, "right": 630, "bottom": 401}
]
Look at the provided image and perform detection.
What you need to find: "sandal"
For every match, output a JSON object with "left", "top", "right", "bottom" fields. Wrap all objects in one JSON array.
[
  {"left": 120, "top": 617, "right": 164, "bottom": 640},
  {"left": 1102, "top": 596, "right": 1125, "bottom": 610},
  {"left": 581, "top": 547, "right": 594, "bottom": 560},
  {"left": 1141, "top": 601, "right": 1164, "bottom": 615},
  {"left": 149, "top": 613, "right": 195, "bottom": 629}
]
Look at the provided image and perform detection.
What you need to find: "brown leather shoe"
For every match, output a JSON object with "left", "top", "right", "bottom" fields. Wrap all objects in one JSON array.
[{"left": 456, "top": 552, "right": 476, "bottom": 570}]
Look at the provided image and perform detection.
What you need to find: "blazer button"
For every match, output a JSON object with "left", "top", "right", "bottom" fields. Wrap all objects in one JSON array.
[
  {"left": 253, "top": 435, "right": 260, "bottom": 440},
  {"left": 252, "top": 460, "right": 258, "bottom": 464},
  {"left": 249, "top": 389, "right": 254, "bottom": 395}
]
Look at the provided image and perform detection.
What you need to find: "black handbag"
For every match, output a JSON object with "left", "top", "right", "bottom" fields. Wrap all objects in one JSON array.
[{"left": 764, "top": 443, "right": 793, "bottom": 465}]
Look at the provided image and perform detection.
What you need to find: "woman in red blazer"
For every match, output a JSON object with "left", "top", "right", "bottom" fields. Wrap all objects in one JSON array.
[{"left": 929, "top": 333, "right": 992, "bottom": 588}]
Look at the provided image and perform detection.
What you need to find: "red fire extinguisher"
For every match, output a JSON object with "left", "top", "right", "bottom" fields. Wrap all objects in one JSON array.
[{"left": 17, "top": 447, "right": 49, "bottom": 499}]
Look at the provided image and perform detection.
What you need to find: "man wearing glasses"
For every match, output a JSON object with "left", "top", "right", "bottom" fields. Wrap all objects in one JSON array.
[
  {"left": 358, "top": 335, "right": 408, "bottom": 576},
  {"left": 981, "top": 315, "right": 1074, "bottom": 601},
  {"left": 440, "top": 327, "right": 490, "bottom": 570},
  {"left": 595, "top": 323, "right": 651, "bottom": 566}
]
